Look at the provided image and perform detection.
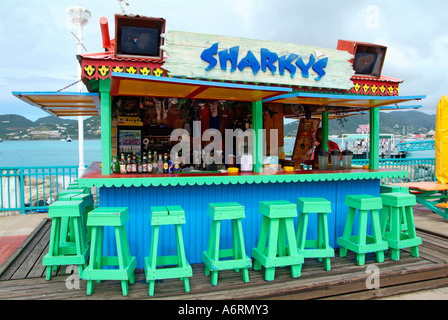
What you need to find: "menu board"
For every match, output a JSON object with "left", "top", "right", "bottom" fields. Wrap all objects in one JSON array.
[{"left": 292, "top": 118, "right": 320, "bottom": 163}]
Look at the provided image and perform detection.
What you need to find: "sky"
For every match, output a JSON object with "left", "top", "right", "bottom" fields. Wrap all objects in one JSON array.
[{"left": 1, "top": 0, "right": 447, "bottom": 121}]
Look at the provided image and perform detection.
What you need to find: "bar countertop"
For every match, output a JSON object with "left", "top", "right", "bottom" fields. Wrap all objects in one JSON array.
[{"left": 78, "top": 162, "right": 407, "bottom": 188}]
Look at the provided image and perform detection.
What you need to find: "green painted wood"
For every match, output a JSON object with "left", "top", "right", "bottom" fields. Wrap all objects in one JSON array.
[
  {"left": 344, "top": 194, "right": 383, "bottom": 211},
  {"left": 43, "top": 200, "right": 90, "bottom": 280},
  {"left": 259, "top": 200, "right": 297, "bottom": 218},
  {"left": 87, "top": 207, "right": 129, "bottom": 227},
  {"left": 252, "top": 202, "right": 303, "bottom": 281},
  {"left": 99, "top": 78, "right": 112, "bottom": 176},
  {"left": 381, "top": 192, "right": 417, "bottom": 207},
  {"left": 296, "top": 197, "right": 334, "bottom": 271},
  {"left": 83, "top": 206, "right": 136, "bottom": 296},
  {"left": 380, "top": 193, "right": 422, "bottom": 261},
  {"left": 380, "top": 185, "right": 410, "bottom": 193},
  {"left": 207, "top": 202, "right": 245, "bottom": 220},
  {"left": 79, "top": 169, "right": 408, "bottom": 188},
  {"left": 203, "top": 202, "right": 251, "bottom": 286},
  {"left": 337, "top": 196, "right": 388, "bottom": 266},
  {"left": 297, "top": 197, "right": 332, "bottom": 213},
  {"left": 144, "top": 206, "right": 192, "bottom": 296},
  {"left": 252, "top": 100, "right": 264, "bottom": 173},
  {"left": 321, "top": 111, "right": 329, "bottom": 152}
]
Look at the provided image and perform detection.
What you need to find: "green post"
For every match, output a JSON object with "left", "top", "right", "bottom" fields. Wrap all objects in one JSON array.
[
  {"left": 321, "top": 111, "right": 329, "bottom": 152},
  {"left": 99, "top": 79, "right": 112, "bottom": 175},
  {"left": 252, "top": 100, "right": 264, "bottom": 173},
  {"left": 369, "top": 107, "right": 380, "bottom": 170}
]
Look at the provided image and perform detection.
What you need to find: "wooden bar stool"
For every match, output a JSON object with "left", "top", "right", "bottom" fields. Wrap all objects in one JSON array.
[
  {"left": 296, "top": 197, "right": 334, "bottom": 271},
  {"left": 380, "top": 192, "right": 422, "bottom": 261},
  {"left": 337, "top": 195, "right": 388, "bottom": 266},
  {"left": 252, "top": 200, "right": 303, "bottom": 281},
  {"left": 59, "top": 192, "right": 94, "bottom": 242},
  {"left": 380, "top": 184, "right": 409, "bottom": 233},
  {"left": 42, "top": 200, "right": 90, "bottom": 280},
  {"left": 202, "top": 202, "right": 252, "bottom": 286},
  {"left": 82, "top": 207, "right": 137, "bottom": 296},
  {"left": 144, "top": 206, "right": 193, "bottom": 296}
]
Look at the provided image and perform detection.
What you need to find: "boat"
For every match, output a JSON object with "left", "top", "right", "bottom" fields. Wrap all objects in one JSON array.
[{"left": 66, "top": 136, "right": 72, "bottom": 142}]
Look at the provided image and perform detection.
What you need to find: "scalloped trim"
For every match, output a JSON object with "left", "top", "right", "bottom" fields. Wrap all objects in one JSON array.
[{"left": 79, "top": 171, "right": 407, "bottom": 188}]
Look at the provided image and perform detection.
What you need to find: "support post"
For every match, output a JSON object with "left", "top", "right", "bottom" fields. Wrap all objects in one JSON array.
[
  {"left": 369, "top": 107, "right": 380, "bottom": 169},
  {"left": 252, "top": 100, "right": 264, "bottom": 173},
  {"left": 99, "top": 79, "right": 112, "bottom": 175},
  {"left": 321, "top": 111, "right": 329, "bottom": 152}
]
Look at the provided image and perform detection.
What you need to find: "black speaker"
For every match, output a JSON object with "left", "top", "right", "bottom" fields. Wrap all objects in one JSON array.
[
  {"left": 337, "top": 40, "right": 387, "bottom": 78},
  {"left": 115, "top": 15, "right": 166, "bottom": 60}
]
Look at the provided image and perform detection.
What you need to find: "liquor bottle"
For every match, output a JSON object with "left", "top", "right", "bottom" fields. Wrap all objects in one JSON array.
[
  {"left": 158, "top": 154, "right": 163, "bottom": 174},
  {"left": 173, "top": 154, "right": 180, "bottom": 173},
  {"left": 131, "top": 153, "right": 138, "bottom": 173},
  {"left": 153, "top": 152, "right": 158, "bottom": 174},
  {"left": 137, "top": 156, "right": 143, "bottom": 173},
  {"left": 163, "top": 153, "right": 169, "bottom": 173},
  {"left": 126, "top": 154, "right": 132, "bottom": 173},
  {"left": 111, "top": 156, "right": 118, "bottom": 173},
  {"left": 147, "top": 151, "right": 153, "bottom": 173},
  {"left": 142, "top": 154, "right": 148, "bottom": 173},
  {"left": 119, "top": 153, "right": 126, "bottom": 174}
]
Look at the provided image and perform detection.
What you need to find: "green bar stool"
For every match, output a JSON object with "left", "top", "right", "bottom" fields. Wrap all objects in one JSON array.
[
  {"left": 380, "top": 185, "right": 410, "bottom": 194},
  {"left": 337, "top": 195, "right": 388, "bottom": 266},
  {"left": 380, "top": 192, "right": 422, "bottom": 261},
  {"left": 42, "top": 200, "right": 90, "bottom": 280},
  {"left": 296, "top": 197, "right": 334, "bottom": 271},
  {"left": 252, "top": 200, "right": 303, "bottom": 281},
  {"left": 202, "top": 202, "right": 252, "bottom": 286},
  {"left": 144, "top": 206, "right": 193, "bottom": 296},
  {"left": 380, "top": 184, "right": 410, "bottom": 233},
  {"left": 82, "top": 207, "right": 137, "bottom": 296},
  {"left": 59, "top": 193, "right": 94, "bottom": 242}
]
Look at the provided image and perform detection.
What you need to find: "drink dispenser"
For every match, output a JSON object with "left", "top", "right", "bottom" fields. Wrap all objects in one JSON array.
[
  {"left": 342, "top": 149, "right": 353, "bottom": 169},
  {"left": 330, "top": 149, "right": 341, "bottom": 169},
  {"left": 318, "top": 149, "right": 329, "bottom": 170}
]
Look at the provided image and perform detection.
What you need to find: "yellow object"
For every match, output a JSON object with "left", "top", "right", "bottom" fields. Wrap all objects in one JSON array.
[
  {"left": 284, "top": 166, "right": 294, "bottom": 172},
  {"left": 436, "top": 95, "right": 448, "bottom": 184},
  {"left": 363, "top": 165, "right": 369, "bottom": 170},
  {"left": 228, "top": 167, "right": 239, "bottom": 174}
]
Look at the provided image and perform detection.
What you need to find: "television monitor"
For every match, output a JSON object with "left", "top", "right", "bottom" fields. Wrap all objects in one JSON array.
[{"left": 115, "top": 15, "right": 166, "bottom": 60}]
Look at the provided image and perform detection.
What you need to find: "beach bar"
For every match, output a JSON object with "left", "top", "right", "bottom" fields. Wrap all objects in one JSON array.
[{"left": 14, "top": 14, "right": 425, "bottom": 276}]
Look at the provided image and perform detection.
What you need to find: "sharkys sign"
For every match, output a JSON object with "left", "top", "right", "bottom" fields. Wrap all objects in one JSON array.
[{"left": 162, "top": 31, "right": 355, "bottom": 90}]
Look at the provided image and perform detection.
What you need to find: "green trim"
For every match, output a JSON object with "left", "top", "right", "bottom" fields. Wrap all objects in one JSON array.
[
  {"left": 252, "top": 100, "right": 263, "bottom": 173},
  {"left": 78, "top": 170, "right": 407, "bottom": 188},
  {"left": 369, "top": 107, "right": 380, "bottom": 170},
  {"left": 100, "top": 79, "right": 112, "bottom": 175},
  {"left": 321, "top": 111, "right": 329, "bottom": 152}
]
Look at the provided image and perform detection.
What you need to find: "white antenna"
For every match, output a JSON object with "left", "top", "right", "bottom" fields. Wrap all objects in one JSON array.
[
  {"left": 117, "top": 0, "right": 130, "bottom": 14},
  {"left": 67, "top": 5, "right": 91, "bottom": 178}
]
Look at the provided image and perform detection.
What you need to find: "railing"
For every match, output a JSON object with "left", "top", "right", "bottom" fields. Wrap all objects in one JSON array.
[
  {"left": 0, "top": 166, "right": 97, "bottom": 215},
  {"left": 397, "top": 140, "right": 435, "bottom": 152},
  {"left": 352, "top": 157, "right": 436, "bottom": 184}
]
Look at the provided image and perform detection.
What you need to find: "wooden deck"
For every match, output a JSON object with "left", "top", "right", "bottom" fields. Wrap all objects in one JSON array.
[{"left": 1, "top": 206, "right": 448, "bottom": 300}]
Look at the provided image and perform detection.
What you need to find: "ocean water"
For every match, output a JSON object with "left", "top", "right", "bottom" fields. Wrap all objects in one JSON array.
[
  {"left": 0, "top": 138, "right": 435, "bottom": 168},
  {"left": 0, "top": 140, "right": 102, "bottom": 167}
]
